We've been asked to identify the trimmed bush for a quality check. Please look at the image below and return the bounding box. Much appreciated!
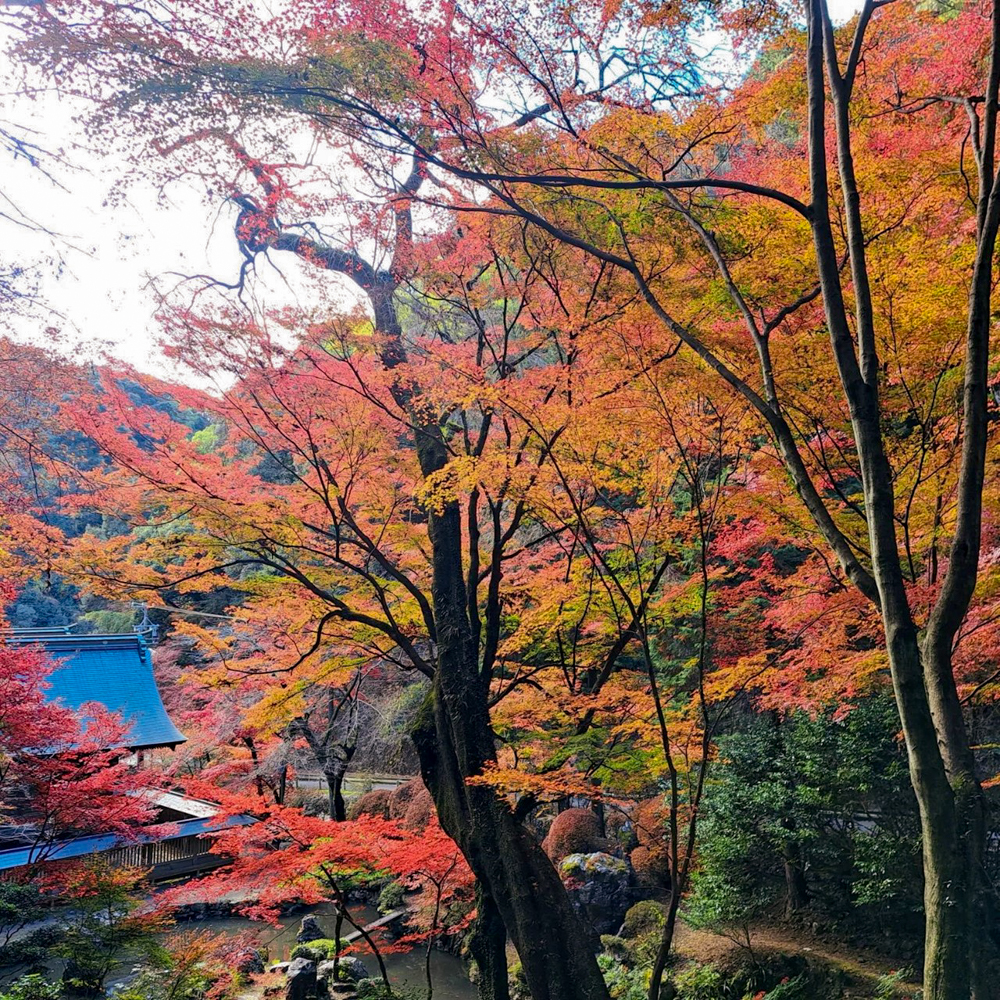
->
[621,900,666,939]
[348,789,392,821]
[402,786,436,830]
[290,938,342,962]
[599,934,631,963]
[633,797,668,848]
[387,777,425,820]
[542,807,607,861]
[630,844,671,892]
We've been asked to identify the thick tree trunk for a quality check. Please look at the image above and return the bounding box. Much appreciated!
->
[380,266,611,1000]
[921,641,996,1000]
[408,496,610,1000]
[467,885,511,1000]
[412,669,610,1000]
[325,767,347,822]
[804,4,985,993]
[885,622,972,1000]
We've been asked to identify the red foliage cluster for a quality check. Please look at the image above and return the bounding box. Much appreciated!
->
[0,615,157,870]
[542,807,607,862]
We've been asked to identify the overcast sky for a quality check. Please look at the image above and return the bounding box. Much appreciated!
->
[1,2,863,382]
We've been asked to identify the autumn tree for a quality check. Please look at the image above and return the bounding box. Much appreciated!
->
[13,1,1000,997]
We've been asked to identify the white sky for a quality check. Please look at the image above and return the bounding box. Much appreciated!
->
[1,1,863,381]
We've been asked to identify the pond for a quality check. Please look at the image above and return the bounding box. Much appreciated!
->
[166,902,477,999]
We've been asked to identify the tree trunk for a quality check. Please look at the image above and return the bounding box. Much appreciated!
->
[804,4,982,993]
[883,623,972,1000]
[921,640,995,999]
[412,670,610,1000]
[467,885,511,1000]
[647,888,682,1000]
[325,767,347,822]
[395,297,610,999]
[782,855,809,917]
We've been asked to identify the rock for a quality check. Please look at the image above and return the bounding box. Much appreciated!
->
[235,947,266,975]
[286,957,317,1000]
[559,851,635,936]
[270,962,291,974]
[173,899,239,920]
[317,955,371,984]
[297,914,327,943]
[340,956,371,983]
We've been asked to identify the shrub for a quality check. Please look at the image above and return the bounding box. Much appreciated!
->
[597,953,648,1000]
[0,975,62,1000]
[377,880,407,913]
[348,789,392,820]
[599,935,631,963]
[761,976,812,1000]
[632,798,668,848]
[874,968,918,1000]
[542,807,606,861]
[288,788,332,817]
[402,786,437,830]
[0,926,62,970]
[290,938,342,961]
[355,981,424,1000]
[630,844,671,892]
[0,882,47,949]
[672,963,726,1000]
[605,808,638,852]
[621,900,666,940]
[691,701,920,945]
[387,778,425,820]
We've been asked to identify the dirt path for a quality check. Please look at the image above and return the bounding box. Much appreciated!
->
[672,922,923,996]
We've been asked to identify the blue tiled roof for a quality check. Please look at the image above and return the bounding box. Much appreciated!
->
[0,814,254,871]
[3,632,186,751]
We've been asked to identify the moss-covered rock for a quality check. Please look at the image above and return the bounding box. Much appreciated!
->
[559,852,634,936]
[560,851,630,878]
[377,879,406,913]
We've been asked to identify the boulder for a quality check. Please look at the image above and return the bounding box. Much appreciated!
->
[285,957,317,1000]
[559,851,634,936]
[235,947,266,975]
[297,914,327,943]
[317,955,371,984]
[340,956,371,983]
